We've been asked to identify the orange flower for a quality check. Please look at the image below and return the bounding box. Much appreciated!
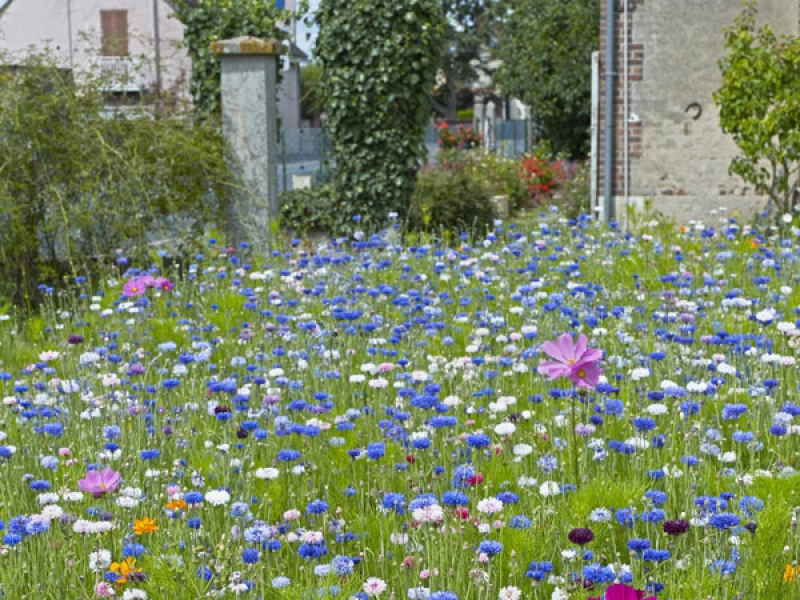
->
[133,516,159,535]
[165,499,187,512]
[110,557,140,583]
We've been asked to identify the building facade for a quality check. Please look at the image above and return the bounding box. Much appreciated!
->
[598,0,798,224]
[0,0,303,123]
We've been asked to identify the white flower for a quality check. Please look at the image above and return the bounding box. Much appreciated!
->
[498,586,522,600]
[646,404,668,416]
[589,508,612,522]
[122,590,148,600]
[90,549,112,572]
[630,367,650,381]
[40,504,64,521]
[551,587,570,600]
[494,422,516,436]
[412,504,444,523]
[205,490,231,506]
[512,443,533,457]
[539,481,561,497]
[116,496,139,509]
[62,491,84,502]
[255,467,280,480]
[39,351,60,362]
[477,497,504,514]
[37,492,60,505]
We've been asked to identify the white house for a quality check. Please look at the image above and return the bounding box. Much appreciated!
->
[0,0,304,124]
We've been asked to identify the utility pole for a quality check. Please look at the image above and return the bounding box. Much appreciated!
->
[152,0,163,112]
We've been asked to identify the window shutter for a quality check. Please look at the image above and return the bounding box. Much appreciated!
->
[100,10,128,56]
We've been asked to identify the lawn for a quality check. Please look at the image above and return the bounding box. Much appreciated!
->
[0,212,798,599]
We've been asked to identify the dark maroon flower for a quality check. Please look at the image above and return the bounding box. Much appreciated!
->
[236,428,249,439]
[663,519,690,536]
[568,527,595,546]
[67,334,84,345]
[214,405,231,415]
[744,522,757,533]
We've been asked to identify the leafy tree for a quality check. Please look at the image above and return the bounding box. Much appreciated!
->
[169,0,292,117]
[714,1,800,217]
[493,0,599,158]
[300,62,325,125]
[315,0,445,232]
[0,51,232,308]
[433,0,497,120]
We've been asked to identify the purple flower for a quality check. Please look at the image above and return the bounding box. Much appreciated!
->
[78,468,121,498]
[567,527,595,546]
[537,333,603,388]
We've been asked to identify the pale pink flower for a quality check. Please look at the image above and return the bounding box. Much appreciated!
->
[537,333,603,388]
[363,577,387,596]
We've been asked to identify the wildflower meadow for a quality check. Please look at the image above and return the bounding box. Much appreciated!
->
[3,212,800,599]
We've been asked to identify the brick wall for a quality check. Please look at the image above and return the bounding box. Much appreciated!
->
[598,0,798,222]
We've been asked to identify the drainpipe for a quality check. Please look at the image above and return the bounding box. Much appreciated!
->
[152,0,162,112]
[604,0,615,223]
[623,0,629,230]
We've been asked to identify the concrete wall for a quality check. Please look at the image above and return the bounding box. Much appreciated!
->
[600,0,798,224]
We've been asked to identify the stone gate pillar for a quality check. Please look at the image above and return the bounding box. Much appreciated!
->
[211,37,285,254]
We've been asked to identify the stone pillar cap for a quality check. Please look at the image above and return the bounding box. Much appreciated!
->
[210,37,286,56]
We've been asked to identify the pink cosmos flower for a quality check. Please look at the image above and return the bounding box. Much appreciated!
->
[122,275,173,297]
[537,333,603,388]
[589,583,657,600]
[78,468,121,498]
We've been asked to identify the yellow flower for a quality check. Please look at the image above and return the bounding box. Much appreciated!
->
[783,563,799,581]
[165,499,187,512]
[110,557,139,583]
[133,516,159,536]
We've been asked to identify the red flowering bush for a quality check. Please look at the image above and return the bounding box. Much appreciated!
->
[437,122,483,150]
[518,153,566,202]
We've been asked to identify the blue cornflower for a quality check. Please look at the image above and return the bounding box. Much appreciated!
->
[582,563,615,583]
[277,449,301,461]
[366,442,385,459]
[466,434,491,448]
[709,513,741,530]
[298,542,329,560]
[242,548,260,564]
[40,456,59,470]
[185,491,204,504]
[645,490,668,507]
[627,539,651,553]
[382,493,405,513]
[429,592,458,600]
[331,555,355,576]
[509,515,532,529]
[140,449,161,460]
[642,549,671,562]
[272,576,291,588]
[123,543,147,558]
[478,540,502,556]
[307,499,329,514]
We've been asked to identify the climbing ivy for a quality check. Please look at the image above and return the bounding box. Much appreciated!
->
[314,0,444,232]
[170,0,292,117]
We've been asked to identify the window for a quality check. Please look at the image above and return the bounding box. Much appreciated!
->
[100,10,128,56]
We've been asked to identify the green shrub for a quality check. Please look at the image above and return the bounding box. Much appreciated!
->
[409,165,497,232]
[456,109,474,121]
[438,149,529,213]
[0,51,233,308]
[279,184,342,235]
